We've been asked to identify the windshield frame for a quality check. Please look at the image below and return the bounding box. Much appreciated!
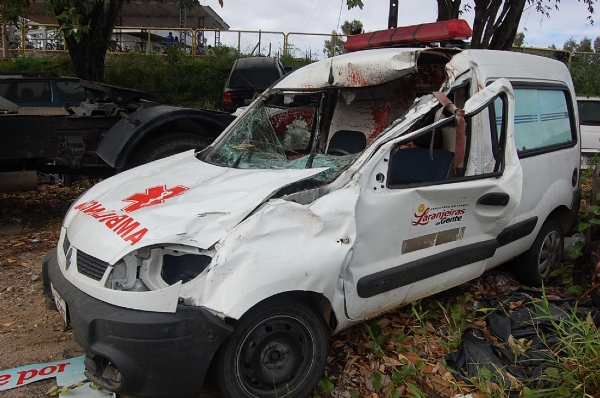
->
[199,88,366,185]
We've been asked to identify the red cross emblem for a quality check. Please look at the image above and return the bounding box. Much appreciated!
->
[122,185,188,212]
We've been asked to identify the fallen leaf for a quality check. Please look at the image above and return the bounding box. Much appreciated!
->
[377,318,391,328]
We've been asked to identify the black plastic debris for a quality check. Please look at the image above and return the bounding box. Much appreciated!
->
[446,288,600,392]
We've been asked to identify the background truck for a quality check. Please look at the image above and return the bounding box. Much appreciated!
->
[0,79,235,192]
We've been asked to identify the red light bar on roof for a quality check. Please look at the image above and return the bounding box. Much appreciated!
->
[344,19,472,52]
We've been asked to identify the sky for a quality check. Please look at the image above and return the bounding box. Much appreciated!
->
[205,0,598,55]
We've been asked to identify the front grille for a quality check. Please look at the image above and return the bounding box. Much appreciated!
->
[77,250,110,281]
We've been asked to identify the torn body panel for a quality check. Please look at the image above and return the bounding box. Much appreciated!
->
[183,184,360,324]
[273,49,418,89]
[64,150,327,265]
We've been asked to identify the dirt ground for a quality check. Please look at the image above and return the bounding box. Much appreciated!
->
[0,187,85,398]
[0,182,221,398]
[1,181,595,398]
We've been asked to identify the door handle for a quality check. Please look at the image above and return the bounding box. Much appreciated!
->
[477,193,509,206]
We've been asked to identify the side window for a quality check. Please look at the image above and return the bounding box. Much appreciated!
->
[511,88,576,153]
[0,82,14,101]
[14,81,52,104]
[56,80,86,104]
[388,95,507,187]
[578,100,600,126]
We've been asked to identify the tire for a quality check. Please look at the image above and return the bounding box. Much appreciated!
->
[215,299,329,398]
[516,219,564,287]
[125,131,212,169]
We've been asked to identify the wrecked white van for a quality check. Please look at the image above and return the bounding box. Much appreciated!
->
[45,20,580,398]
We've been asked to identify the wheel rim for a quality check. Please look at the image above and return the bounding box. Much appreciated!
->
[537,230,562,279]
[235,315,316,397]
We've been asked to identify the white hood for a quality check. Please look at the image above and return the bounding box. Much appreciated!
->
[64,150,327,264]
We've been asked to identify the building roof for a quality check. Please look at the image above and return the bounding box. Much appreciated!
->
[25,0,229,30]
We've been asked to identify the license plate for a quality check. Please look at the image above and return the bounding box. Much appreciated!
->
[51,283,69,325]
[244,98,253,105]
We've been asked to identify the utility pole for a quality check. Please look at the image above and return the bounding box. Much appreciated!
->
[388,0,398,29]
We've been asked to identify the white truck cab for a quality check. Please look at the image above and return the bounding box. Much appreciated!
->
[45,20,580,398]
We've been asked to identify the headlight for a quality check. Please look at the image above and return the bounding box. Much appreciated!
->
[105,245,213,292]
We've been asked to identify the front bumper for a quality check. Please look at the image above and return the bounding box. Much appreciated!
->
[45,249,233,397]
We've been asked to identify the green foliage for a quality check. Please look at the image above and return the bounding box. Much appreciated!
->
[104,51,237,108]
[0,0,30,25]
[322,19,363,58]
[527,296,600,397]
[365,322,386,355]
[0,51,305,109]
[0,55,76,75]
[317,377,335,394]
[323,31,346,58]
[341,20,364,35]
[346,0,364,9]
[513,32,525,47]
[372,371,383,388]
[569,61,600,96]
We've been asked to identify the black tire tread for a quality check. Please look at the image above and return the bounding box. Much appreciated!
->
[515,218,563,287]
[214,299,329,398]
[125,131,212,169]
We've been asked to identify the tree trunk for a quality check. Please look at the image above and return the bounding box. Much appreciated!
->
[471,0,526,50]
[436,0,462,21]
[1,23,7,59]
[53,0,124,82]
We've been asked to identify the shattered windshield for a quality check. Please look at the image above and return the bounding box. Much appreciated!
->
[203,92,359,183]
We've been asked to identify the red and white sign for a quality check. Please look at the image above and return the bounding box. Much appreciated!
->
[0,356,83,391]
[122,185,188,212]
[73,200,148,245]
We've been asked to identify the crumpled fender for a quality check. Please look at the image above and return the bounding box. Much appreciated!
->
[182,183,361,320]
[97,105,236,168]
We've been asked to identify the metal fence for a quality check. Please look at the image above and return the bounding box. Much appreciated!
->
[0,23,346,60]
[1,22,598,64]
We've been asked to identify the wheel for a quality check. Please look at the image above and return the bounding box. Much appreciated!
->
[516,218,564,287]
[215,299,329,398]
[125,131,212,169]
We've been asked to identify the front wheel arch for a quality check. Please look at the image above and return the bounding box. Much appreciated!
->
[223,291,337,332]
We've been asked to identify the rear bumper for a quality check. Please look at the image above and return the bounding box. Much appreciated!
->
[45,249,233,397]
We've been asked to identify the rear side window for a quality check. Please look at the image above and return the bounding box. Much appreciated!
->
[229,69,281,89]
[56,80,86,104]
[578,100,600,126]
[0,81,52,103]
[496,88,576,154]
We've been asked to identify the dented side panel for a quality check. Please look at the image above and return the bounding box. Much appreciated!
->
[181,186,360,321]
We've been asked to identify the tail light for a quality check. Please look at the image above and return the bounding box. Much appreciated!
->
[344,19,472,52]
[222,91,234,107]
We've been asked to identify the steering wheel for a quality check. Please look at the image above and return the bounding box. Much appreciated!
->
[327,148,352,156]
